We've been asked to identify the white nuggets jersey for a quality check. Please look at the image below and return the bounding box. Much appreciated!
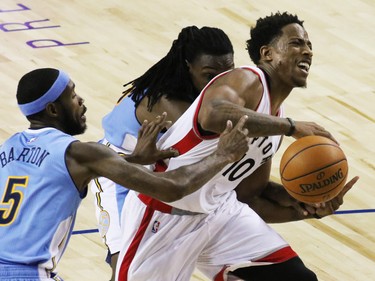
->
[91,95,154,253]
[0,128,85,275]
[157,66,284,213]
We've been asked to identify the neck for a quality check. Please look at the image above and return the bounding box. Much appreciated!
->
[257,64,292,115]
[29,119,59,131]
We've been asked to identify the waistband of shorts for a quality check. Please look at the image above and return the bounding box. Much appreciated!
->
[0,264,63,280]
[138,194,202,215]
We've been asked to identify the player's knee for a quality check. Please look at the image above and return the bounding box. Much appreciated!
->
[231,256,318,281]
[288,256,318,281]
[293,265,318,281]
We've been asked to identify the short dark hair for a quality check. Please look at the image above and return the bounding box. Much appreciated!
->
[246,11,304,64]
[123,26,234,110]
[16,68,60,118]
[17,68,60,105]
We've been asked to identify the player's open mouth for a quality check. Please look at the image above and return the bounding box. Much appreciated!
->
[81,107,87,121]
[298,61,310,75]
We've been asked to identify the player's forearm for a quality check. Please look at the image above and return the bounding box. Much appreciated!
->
[130,151,231,203]
[261,181,290,202]
[202,99,291,136]
[238,181,304,223]
[122,153,149,165]
[162,152,231,201]
[256,182,319,222]
[248,196,305,223]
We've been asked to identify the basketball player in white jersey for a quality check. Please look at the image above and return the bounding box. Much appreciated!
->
[0,68,250,280]
[116,12,358,281]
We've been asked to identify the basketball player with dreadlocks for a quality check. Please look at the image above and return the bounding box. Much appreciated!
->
[90,26,235,280]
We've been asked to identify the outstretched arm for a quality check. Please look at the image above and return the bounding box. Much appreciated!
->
[255,176,360,221]
[67,116,250,202]
[235,160,307,223]
[236,160,359,223]
[198,68,335,142]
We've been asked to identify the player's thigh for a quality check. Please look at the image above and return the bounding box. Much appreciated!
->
[118,192,210,281]
[197,200,288,278]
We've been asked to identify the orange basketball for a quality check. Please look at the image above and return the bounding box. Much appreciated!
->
[280,136,348,204]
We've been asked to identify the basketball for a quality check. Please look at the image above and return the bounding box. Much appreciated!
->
[280,136,348,204]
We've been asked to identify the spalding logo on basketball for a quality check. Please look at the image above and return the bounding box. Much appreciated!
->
[280,136,348,204]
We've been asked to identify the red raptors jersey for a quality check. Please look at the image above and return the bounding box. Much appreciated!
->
[156,66,284,213]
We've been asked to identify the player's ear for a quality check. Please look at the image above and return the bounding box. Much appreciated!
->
[45,102,59,117]
[260,45,273,61]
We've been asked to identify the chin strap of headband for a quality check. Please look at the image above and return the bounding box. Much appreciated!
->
[18,70,70,116]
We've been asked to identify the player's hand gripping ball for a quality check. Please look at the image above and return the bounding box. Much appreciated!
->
[280,136,348,204]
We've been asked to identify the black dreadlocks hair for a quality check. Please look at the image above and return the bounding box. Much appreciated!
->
[246,11,304,65]
[122,26,234,111]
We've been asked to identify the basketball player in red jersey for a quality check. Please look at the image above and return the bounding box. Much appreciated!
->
[116,12,358,281]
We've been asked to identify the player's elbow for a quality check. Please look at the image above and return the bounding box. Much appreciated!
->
[199,101,222,132]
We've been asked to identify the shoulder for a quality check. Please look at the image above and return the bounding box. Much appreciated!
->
[208,67,262,92]
[204,67,264,108]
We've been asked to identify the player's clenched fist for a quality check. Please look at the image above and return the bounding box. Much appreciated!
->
[217,115,250,163]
